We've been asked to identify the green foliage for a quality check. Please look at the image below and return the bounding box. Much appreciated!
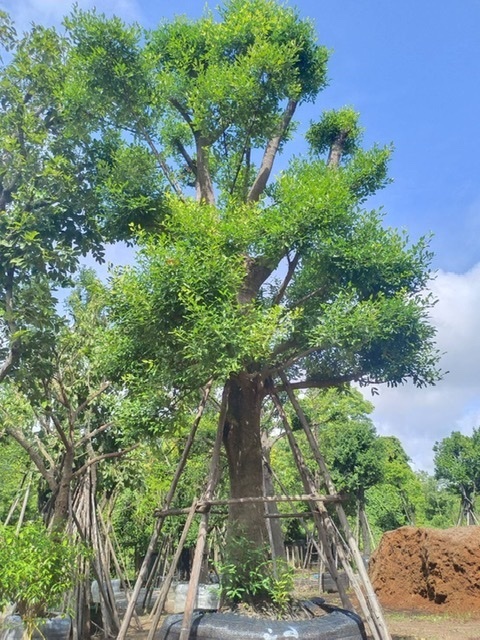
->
[0,521,89,626]
[433,429,480,520]
[307,107,363,158]
[366,437,426,533]
[0,439,35,523]
[417,471,458,528]
[218,539,294,611]
[434,429,480,496]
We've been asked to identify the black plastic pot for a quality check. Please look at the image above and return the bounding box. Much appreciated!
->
[159,608,366,640]
[0,615,71,640]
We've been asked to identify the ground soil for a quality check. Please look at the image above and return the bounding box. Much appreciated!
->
[369,526,480,615]
[125,526,480,639]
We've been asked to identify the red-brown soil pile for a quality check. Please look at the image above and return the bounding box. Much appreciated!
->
[369,525,480,613]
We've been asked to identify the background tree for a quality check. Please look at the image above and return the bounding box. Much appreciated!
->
[433,429,480,525]
[64,0,441,579]
[313,388,385,555]
[417,471,458,528]
[0,14,111,382]
[0,436,36,524]
[0,271,135,528]
[366,436,426,534]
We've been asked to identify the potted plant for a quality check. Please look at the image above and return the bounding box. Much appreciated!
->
[0,521,86,640]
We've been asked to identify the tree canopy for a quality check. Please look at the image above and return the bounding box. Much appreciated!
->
[434,429,480,524]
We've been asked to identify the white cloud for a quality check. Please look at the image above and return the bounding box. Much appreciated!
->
[363,264,480,473]
[0,0,141,30]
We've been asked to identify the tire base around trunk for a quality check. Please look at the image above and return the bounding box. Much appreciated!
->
[158,607,366,640]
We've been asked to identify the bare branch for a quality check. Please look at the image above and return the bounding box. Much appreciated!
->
[273,252,300,306]
[33,433,55,468]
[288,284,328,310]
[72,445,139,478]
[248,99,297,203]
[4,426,56,491]
[275,376,353,392]
[141,128,185,199]
[174,139,197,176]
[47,410,71,451]
[327,130,348,168]
[76,421,113,448]
[194,136,216,204]
[72,380,110,423]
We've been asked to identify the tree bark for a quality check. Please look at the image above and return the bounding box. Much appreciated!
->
[195,137,215,204]
[358,491,371,557]
[52,446,74,529]
[223,373,269,555]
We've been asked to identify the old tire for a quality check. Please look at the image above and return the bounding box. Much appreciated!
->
[158,608,366,640]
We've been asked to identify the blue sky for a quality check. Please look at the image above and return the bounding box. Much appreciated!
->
[2,0,480,471]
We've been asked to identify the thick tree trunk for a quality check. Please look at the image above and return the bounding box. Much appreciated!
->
[223,372,269,557]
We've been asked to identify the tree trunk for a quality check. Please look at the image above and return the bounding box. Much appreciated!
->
[52,447,74,529]
[223,373,269,559]
[358,491,371,557]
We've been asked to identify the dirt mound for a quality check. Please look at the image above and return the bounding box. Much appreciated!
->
[369,526,480,614]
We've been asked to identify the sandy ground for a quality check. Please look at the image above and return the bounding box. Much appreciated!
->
[123,609,480,640]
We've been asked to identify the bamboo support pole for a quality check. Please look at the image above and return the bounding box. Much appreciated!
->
[97,507,143,631]
[15,472,32,534]
[177,383,229,640]
[154,492,344,517]
[90,473,121,636]
[143,538,165,610]
[279,373,391,640]
[116,380,213,640]
[270,389,353,610]
[146,501,199,640]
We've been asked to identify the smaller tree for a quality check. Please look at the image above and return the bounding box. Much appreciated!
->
[417,471,457,528]
[0,521,87,639]
[433,429,480,525]
[307,388,384,555]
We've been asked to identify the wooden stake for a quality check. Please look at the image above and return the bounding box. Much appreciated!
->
[97,506,143,631]
[146,501,199,640]
[279,373,391,640]
[270,389,353,610]
[116,380,213,640]
[177,383,229,640]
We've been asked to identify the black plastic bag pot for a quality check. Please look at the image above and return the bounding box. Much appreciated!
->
[0,615,71,640]
[159,608,366,640]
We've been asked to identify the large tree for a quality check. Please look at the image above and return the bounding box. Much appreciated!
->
[66,0,440,564]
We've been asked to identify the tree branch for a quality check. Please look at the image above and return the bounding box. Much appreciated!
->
[0,268,20,384]
[76,421,113,448]
[194,135,216,204]
[247,99,297,202]
[273,252,300,306]
[47,410,71,451]
[174,139,197,176]
[4,426,56,491]
[275,375,354,392]
[327,130,348,168]
[72,445,139,478]
[72,381,110,424]
[141,127,185,199]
